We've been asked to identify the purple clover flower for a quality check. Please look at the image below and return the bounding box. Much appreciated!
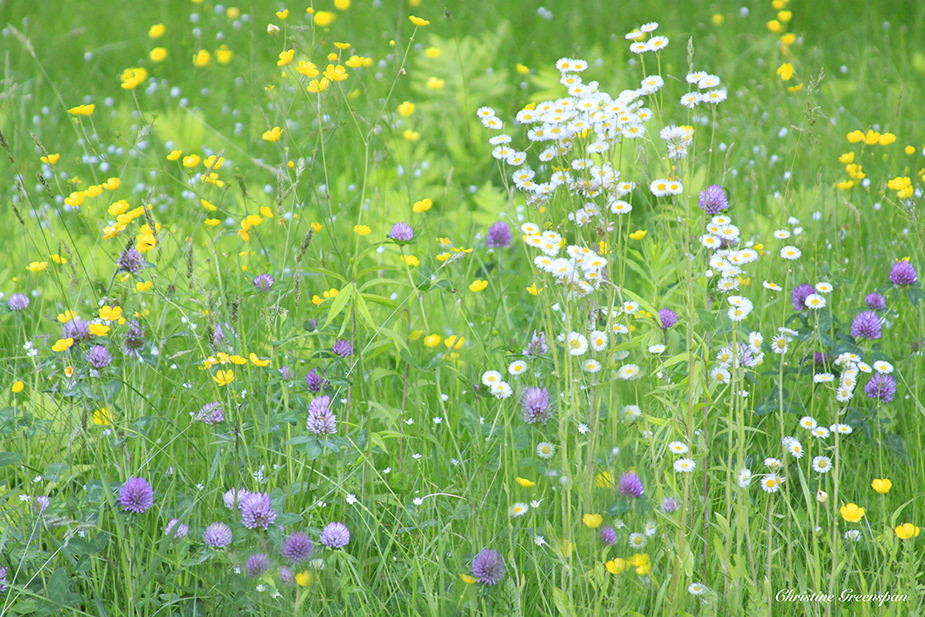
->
[486,221,512,248]
[850,311,882,340]
[389,221,415,243]
[660,497,679,513]
[245,553,271,577]
[520,387,553,424]
[600,526,617,545]
[471,549,506,585]
[306,395,337,435]
[202,522,233,548]
[698,184,728,214]
[223,488,249,510]
[196,402,225,425]
[791,283,815,312]
[87,345,111,369]
[0,566,7,593]
[305,368,329,392]
[889,261,917,286]
[332,338,352,357]
[657,308,678,330]
[281,532,314,563]
[119,477,154,513]
[165,519,189,539]
[865,293,886,311]
[239,492,277,530]
[618,472,644,498]
[8,293,29,311]
[62,318,92,343]
[118,247,146,274]
[522,330,547,356]
[864,373,896,404]
[278,566,294,585]
[320,522,351,549]
[254,274,274,292]
[123,322,145,353]
[33,496,50,514]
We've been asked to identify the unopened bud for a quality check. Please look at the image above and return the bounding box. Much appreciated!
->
[816,490,828,504]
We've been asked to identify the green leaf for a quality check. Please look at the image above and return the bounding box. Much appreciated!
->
[552,587,571,617]
[323,281,355,329]
[0,452,22,466]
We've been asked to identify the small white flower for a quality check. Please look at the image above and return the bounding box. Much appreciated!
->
[737,468,752,488]
[674,458,696,473]
[534,535,546,546]
[804,294,826,309]
[844,529,861,542]
[432,416,443,425]
[773,229,791,240]
[815,282,833,294]
[799,416,817,430]
[814,373,835,383]
[346,494,358,504]
[412,497,424,506]
[581,359,602,373]
[508,360,528,376]
[761,473,784,493]
[873,361,893,374]
[688,583,708,596]
[628,533,647,549]
[530,499,543,508]
[481,370,502,386]
[648,344,666,354]
[780,246,802,260]
[578,423,590,434]
[668,441,689,455]
[536,442,555,459]
[617,364,642,380]
[509,502,530,518]
[812,456,832,473]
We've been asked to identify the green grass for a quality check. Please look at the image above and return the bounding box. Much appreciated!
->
[0,1,924,616]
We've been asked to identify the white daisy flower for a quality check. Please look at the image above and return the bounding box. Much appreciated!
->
[674,458,696,473]
[509,502,530,518]
[787,440,804,458]
[748,331,764,351]
[813,373,835,383]
[640,21,659,32]
[830,423,853,435]
[812,456,832,473]
[804,294,826,309]
[771,335,789,355]
[481,370,502,386]
[763,281,783,291]
[617,364,642,380]
[764,458,783,470]
[648,344,666,354]
[780,246,802,260]
[589,330,608,351]
[621,405,642,422]
[536,442,555,459]
[508,360,528,376]
[799,416,817,430]
[581,359,602,373]
[628,533,647,549]
[680,92,701,108]
[737,468,752,488]
[773,229,791,240]
[566,332,589,356]
[668,441,689,455]
[688,583,708,596]
[711,367,731,384]
[815,282,833,294]
[811,426,830,439]
[761,474,783,493]
[872,361,893,374]
[491,381,513,399]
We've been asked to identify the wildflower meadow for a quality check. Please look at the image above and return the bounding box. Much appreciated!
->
[2,1,925,615]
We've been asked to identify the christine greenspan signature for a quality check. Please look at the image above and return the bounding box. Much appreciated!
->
[775,588,908,607]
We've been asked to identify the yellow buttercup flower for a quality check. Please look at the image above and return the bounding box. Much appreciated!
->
[88,324,111,337]
[879,133,896,146]
[629,230,647,240]
[596,472,614,488]
[401,255,421,267]
[424,47,441,58]
[216,45,234,65]
[136,281,153,292]
[839,503,865,523]
[871,478,892,494]
[52,338,75,352]
[263,126,283,142]
[102,177,120,190]
[94,407,113,426]
[193,50,211,67]
[40,153,60,165]
[469,280,488,292]
[515,477,536,488]
[183,154,201,168]
[354,225,371,236]
[277,50,295,66]
[27,261,48,273]
[444,335,464,350]
[68,104,95,116]
[307,78,330,93]
[149,23,165,38]
[459,574,476,584]
[776,63,794,81]
[526,282,541,295]
[12,381,24,393]
[324,64,348,81]
[249,353,271,367]
[605,558,626,574]
[582,513,603,529]
[409,15,430,26]
[295,571,313,586]
[425,77,444,90]
[895,523,920,540]
[275,9,289,19]
[412,198,432,213]
[213,369,235,386]
[150,48,167,62]
[397,101,416,117]
[313,11,336,26]
[423,334,442,347]
[846,130,864,143]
